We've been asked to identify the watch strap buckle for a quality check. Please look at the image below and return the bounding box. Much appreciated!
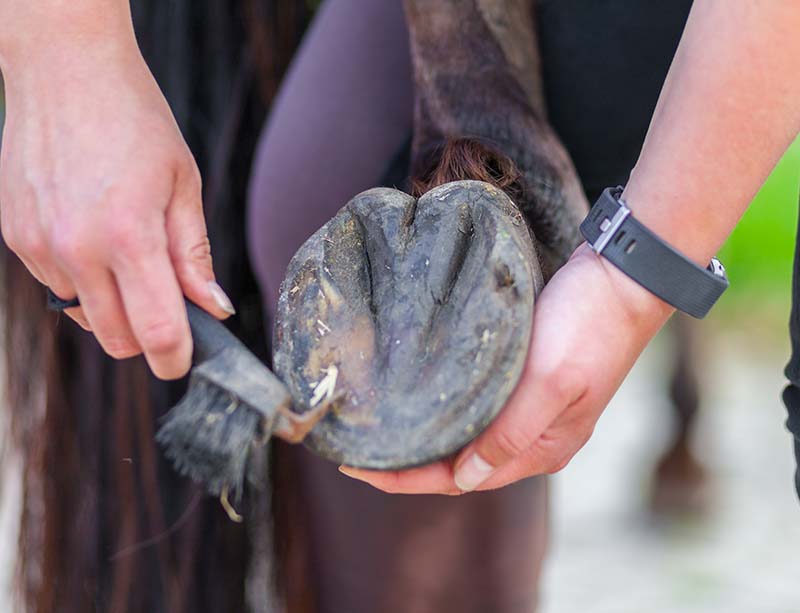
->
[580,186,729,319]
[592,201,631,255]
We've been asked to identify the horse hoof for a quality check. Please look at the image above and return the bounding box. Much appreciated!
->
[273,180,542,468]
[650,438,712,517]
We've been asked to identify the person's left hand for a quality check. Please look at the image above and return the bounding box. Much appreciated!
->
[339,244,675,494]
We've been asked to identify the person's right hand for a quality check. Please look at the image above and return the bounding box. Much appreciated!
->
[0,21,234,379]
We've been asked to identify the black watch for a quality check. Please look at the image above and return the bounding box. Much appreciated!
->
[580,186,728,319]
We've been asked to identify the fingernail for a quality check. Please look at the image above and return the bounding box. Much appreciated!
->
[208,281,236,315]
[454,454,494,492]
[338,465,356,477]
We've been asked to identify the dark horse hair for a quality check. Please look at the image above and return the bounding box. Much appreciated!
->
[1,2,526,611]
[410,137,524,201]
[1,2,313,612]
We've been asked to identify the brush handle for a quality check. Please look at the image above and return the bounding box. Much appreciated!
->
[184,300,249,364]
[46,289,246,365]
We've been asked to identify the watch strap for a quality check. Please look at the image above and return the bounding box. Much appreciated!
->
[580,186,728,319]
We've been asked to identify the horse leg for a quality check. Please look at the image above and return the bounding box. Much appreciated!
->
[650,315,710,515]
[247,2,549,611]
[403,0,588,272]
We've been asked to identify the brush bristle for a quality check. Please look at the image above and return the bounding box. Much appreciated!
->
[156,377,261,503]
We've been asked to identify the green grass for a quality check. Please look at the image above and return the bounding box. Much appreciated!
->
[714,136,800,323]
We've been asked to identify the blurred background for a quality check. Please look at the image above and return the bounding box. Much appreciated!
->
[0,64,798,613]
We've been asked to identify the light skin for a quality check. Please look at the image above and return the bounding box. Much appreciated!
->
[0,1,234,381]
[2,2,799,492]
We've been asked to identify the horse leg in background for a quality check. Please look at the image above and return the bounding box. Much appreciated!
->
[247,1,548,612]
[651,315,711,516]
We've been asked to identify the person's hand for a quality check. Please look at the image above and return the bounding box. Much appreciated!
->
[0,24,234,379]
[340,244,675,494]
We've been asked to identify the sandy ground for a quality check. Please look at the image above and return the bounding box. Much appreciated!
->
[1,327,798,612]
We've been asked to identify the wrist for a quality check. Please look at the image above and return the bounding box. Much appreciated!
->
[0,2,138,83]
[569,242,676,325]
[580,185,729,319]
[621,173,731,268]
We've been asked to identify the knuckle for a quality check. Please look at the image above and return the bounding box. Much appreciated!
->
[109,225,167,268]
[108,218,150,257]
[187,236,212,264]
[2,226,19,253]
[492,428,531,460]
[21,230,48,260]
[539,363,583,404]
[138,319,185,355]
[51,232,92,267]
[2,219,46,261]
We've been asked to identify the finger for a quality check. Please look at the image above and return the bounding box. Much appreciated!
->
[34,257,92,330]
[452,363,585,493]
[5,223,59,290]
[15,252,93,329]
[473,426,593,492]
[3,204,91,328]
[71,268,142,359]
[113,242,192,380]
[5,224,92,330]
[166,166,234,319]
[16,253,47,286]
[63,307,93,331]
[339,460,461,495]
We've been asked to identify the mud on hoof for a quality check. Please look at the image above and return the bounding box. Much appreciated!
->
[273,180,543,468]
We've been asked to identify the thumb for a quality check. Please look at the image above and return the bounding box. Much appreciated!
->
[451,367,578,492]
[166,171,235,320]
